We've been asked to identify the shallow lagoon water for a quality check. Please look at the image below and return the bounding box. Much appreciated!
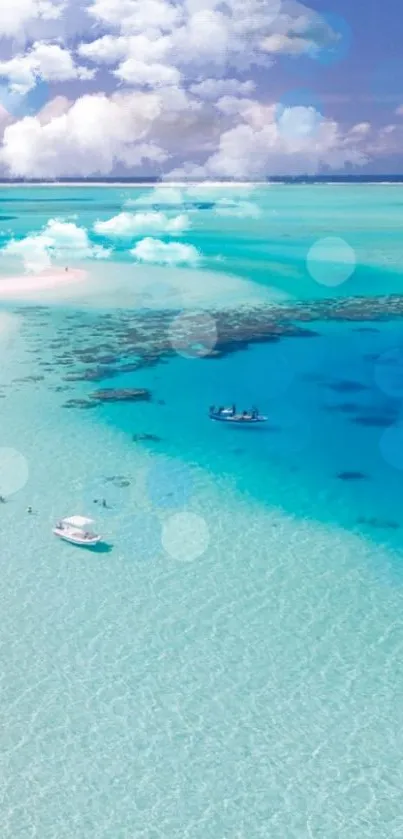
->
[1,186,403,837]
[2,183,403,299]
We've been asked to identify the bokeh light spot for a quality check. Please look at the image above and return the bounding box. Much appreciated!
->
[307,237,356,287]
[162,511,209,562]
[168,311,217,358]
[0,448,29,497]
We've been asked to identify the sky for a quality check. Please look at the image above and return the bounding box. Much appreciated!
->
[0,0,401,179]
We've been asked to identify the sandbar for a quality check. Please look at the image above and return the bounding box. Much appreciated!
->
[0,267,87,298]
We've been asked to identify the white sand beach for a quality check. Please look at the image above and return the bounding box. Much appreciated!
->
[0,267,87,298]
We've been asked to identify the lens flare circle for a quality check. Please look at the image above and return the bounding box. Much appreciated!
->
[307,237,356,287]
[162,512,210,562]
[168,310,218,358]
[0,448,29,496]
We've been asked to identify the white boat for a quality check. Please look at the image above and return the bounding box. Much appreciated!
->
[209,406,268,424]
[53,515,101,547]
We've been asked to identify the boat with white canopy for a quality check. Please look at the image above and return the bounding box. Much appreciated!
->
[53,515,101,547]
[209,405,268,424]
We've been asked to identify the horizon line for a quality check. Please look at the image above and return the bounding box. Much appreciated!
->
[1,175,403,185]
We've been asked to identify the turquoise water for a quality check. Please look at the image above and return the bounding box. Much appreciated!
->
[1,185,403,837]
[3,183,403,298]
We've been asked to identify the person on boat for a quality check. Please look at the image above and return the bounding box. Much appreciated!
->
[232,404,236,415]
[27,506,32,514]
[218,406,224,414]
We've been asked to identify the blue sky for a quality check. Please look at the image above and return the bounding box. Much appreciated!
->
[0,0,400,178]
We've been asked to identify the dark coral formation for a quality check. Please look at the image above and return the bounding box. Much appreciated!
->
[90,388,151,403]
[64,366,118,382]
[105,476,130,487]
[132,433,162,442]
[353,327,380,333]
[337,471,369,481]
[357,516,400,530]
[325,380,369,393]
[63,398,98,409]
[352,415,397,428]
[12,290,403,415]
[63,389,151,408]
[13,375,45,383]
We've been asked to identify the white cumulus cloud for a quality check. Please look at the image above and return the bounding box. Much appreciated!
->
[0,42,95,95]
[2,218,110,271]
[260,32,316,55]
[0,0,65,38]
[350,122,371,135]
[169,102,370,180]
[0,91,168,177]
[78,33,172,66]
[114,58,180,87]
[80,0,338,84]
[94,210,190,236]
[87,0,182,33]
[189,78,256,100]
[131,237,201,265]
[0,0,390,178]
